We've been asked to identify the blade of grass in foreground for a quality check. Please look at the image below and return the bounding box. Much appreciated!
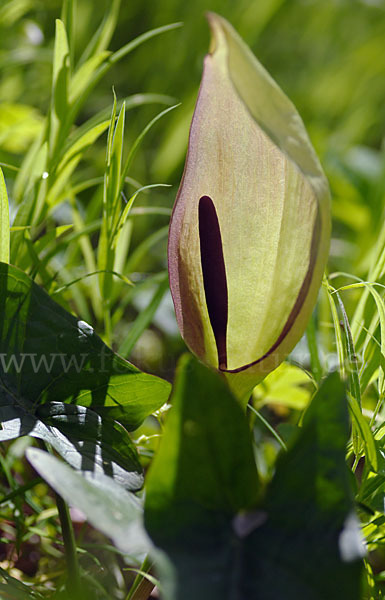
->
[0,168,10,263]
[327,280,378,471]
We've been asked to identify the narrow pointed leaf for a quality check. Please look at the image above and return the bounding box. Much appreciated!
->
[0,168,10,263]
[78,0,121,65]
[49,19,70,154]
[69,51,111,103]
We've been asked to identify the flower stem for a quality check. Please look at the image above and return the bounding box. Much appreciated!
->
[55,491,82,598]
[306,314,322,383]
[248,403,287,452]
[104,303,112,346]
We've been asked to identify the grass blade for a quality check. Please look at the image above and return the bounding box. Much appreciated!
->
[0,168,10,263]
[119,273,169,357]
[67,22,183,133]
[49,19,70,156]
[69,51,110,103]
[120,104,180,185]
[112,184,171,249]
[78,0,121,65]
[60,0,75,67]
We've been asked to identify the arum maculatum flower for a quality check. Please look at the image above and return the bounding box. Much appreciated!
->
[168,13,330,403]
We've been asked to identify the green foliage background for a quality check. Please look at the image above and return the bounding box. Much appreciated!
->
[2,0,384,278]
[1,0,385,598]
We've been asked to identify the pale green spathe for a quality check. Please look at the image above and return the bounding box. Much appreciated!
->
[168,14,330,402]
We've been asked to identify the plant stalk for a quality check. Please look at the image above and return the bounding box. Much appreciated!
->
[306,314,322,383]
[55,491,82,598]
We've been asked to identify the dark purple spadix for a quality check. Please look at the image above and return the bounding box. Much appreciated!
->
[198,195,228,369]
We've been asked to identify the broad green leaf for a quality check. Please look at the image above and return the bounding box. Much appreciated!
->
[0,403,143,490]
[241,372,364,600]
[145,362,363,600]
[0,262,171,430]
[0,168,10,263]
[0,566,44,599]
[27,448,151,558]
[145,355,259,562]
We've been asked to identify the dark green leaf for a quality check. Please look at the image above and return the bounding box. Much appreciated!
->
[145,355,259,597]
[242,372,364,600]
[145,359,363,600]
[0,566,44,599]
[0,262,170,430]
